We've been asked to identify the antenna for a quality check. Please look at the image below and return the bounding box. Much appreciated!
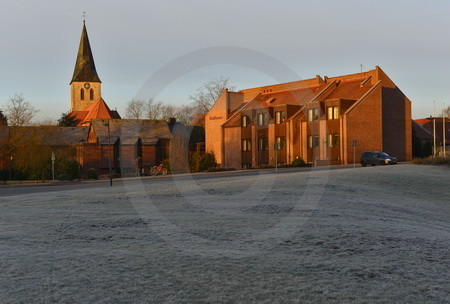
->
[360,64,364,73]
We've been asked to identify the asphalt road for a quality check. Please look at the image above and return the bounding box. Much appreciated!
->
[0,164,364,197]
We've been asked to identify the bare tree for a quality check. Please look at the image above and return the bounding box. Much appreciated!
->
[146,99,164,120]
[174,105,196,124]
[125,99,146,119]
[5,94,38,126]
[189,76,235,113]
[145,99,177,121]
[159,104,176,122]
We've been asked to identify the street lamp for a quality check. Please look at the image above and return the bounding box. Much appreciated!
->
[104,120,113,186]
[8,156,13,181]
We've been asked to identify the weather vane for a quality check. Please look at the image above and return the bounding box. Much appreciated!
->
[83,11,86,24]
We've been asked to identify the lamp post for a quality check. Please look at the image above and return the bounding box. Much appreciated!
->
[106,120,113,186]
[8,156,13,181]
[51,152,55,181]
[433,101,436,157]
[443,103,447,156]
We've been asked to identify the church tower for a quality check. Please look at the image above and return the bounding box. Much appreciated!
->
[70,21,102,111]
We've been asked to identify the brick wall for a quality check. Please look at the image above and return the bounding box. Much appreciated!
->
[205,90,230,165]
[223,127,241,169]
[344,85,383,164]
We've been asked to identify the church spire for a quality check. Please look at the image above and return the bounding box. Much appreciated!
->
[70,21,101,84]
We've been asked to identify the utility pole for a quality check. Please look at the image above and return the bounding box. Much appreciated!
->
[433,101,436,157]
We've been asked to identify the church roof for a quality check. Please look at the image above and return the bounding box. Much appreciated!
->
[70,22,101,84]
[69,98,121,126]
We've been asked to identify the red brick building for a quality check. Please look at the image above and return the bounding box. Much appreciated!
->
[77,118,171,175]
[414,117,450,155]
[206,67,412,168]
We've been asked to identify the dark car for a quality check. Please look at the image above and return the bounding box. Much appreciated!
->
[360,151,397,166]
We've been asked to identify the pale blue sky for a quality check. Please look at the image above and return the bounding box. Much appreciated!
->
[0,0,449,120]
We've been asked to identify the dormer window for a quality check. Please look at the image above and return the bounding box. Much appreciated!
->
[307,108,319,122]
[242,115,250,127]
[327,106,339,120]
[258,113,269,126]
[275,111,285,124]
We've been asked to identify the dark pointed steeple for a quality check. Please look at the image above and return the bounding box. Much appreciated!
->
[70,21,101,84]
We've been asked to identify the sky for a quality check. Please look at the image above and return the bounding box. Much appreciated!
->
[0,0,449,121]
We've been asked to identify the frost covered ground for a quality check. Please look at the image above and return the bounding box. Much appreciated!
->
[0,164,449,303]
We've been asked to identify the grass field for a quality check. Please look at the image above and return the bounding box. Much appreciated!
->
[0,164,448,303]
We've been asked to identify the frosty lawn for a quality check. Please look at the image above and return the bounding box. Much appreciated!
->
[0,164,448,303]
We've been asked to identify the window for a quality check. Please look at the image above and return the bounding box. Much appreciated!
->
[308,135,319,149]
[275,111,285,124]
[327,106,339,120]
[242,163,251,169]
[307,109,313,122]
[242,139,251,151]
[333,106,339,119]
[242,115,250,127]
[275,137,286,150]
[259,138,268,151]
[258,113,264,126]
[80,88,84,100]
[328,133,340,147]
[314,136,319,148]
[90,88,94,100]
[308,108,319,122]
[327,107,333,120]
[258,113,269,126]
[333,134,339,147]
[313,108,319,121]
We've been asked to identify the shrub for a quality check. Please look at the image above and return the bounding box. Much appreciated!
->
[61,159,80,180]
[87,168,98,180]
[291,157,306,167]
[413,156,450,165]
[57,173,72,181]
[198,152,217,172]
[189,152,217,172]
[161,159,171,173]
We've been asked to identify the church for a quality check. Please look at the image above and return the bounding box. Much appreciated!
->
[67,21,121,126]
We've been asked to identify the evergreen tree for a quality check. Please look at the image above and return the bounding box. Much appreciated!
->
[58,112,77,127]
[0,110,7,126]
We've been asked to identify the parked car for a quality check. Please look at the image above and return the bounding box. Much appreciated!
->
[360,151,397,166]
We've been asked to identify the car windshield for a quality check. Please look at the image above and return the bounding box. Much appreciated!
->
[379,152,389,157]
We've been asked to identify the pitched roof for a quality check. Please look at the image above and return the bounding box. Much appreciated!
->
[70,23,101,84]
[7,126,89,145]
[412,121,435,140]
[414,118,431,126]
[317,78,373,101]
[90,119,172,145]
[246,84,329,110]
[69,98,121,126]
